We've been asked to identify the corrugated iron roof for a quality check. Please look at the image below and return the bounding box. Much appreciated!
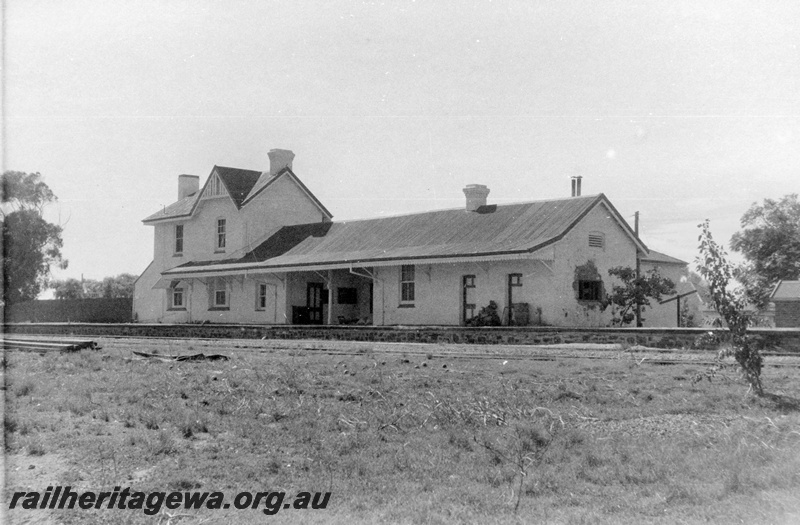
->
[771,280,800,300]
[169,194,642,273]
[641,250,688,265]
[142,195,197,222]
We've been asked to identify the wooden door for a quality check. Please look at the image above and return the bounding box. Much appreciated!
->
[307,282,324,324]
[462,275,476,325]
[507,274,522,325]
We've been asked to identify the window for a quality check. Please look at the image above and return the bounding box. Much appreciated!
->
[209,278,229,309]
[337,287,358,305]
[400,265,415,303]
[170,287,185,310]
[588,232,605,249]
[216,218,226,251]
[174,224,184,255]
[256,283,267,310]
[509,273,522,286]
[578,280,602,301]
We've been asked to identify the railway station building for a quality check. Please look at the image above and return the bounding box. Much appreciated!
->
[133,148,693,327]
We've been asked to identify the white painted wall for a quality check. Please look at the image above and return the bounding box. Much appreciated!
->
[136,189,691,328]
[372,202,640,327]
[134,171,327,323]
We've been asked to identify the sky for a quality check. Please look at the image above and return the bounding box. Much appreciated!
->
[4,0,799,291]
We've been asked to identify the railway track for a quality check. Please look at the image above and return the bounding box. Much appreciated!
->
[5,332,800,367]
[57,334,800,368]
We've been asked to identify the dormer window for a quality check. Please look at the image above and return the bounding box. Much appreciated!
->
[216,218,226,251]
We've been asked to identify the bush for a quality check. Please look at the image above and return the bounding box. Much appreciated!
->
[465,301,501,327]
[696,220,764,395]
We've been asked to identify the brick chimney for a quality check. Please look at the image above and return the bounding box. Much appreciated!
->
[571,175,582,197]
[463,184,490,212]
[178,174,200,200]
[268,149,295,175]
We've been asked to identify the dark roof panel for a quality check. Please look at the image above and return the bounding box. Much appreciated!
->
[214,166,263,208]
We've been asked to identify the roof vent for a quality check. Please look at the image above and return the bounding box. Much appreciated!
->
[571,176,582,197]
[463,184,490,212]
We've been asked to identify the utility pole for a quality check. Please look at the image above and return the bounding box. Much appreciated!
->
[634,212,642,327]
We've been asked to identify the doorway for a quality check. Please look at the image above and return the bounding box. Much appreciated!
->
[462,275,476,325]
[307,282,324,324]
[507,273,522,325]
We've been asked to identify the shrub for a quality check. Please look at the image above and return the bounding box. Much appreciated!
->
[465,301,501,327]
[696,220,763,395]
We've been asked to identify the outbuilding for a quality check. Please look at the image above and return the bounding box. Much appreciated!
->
[770,280,800,328]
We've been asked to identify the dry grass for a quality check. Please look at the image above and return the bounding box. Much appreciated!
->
[4,339,800,524]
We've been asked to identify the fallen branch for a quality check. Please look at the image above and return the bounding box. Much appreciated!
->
[132,351,229,362]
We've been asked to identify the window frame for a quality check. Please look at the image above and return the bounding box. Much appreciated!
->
[399,264,415,305]
[337,287,358,305]
[169,286,185,311]
[215,218,226,252]
[509,273,523,287]
[209,278,229,310]
[174,224,184,256]
[256,282,267,310]
[577,280,603,302]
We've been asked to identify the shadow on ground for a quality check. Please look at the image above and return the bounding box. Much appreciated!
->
[763,393,800,413]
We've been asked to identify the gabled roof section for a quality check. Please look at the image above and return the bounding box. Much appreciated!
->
[165,194,647,274]
[214,166,262,209]
[242,167,333,219]
[641,250,688,265]
[143,165,331,223]
[770,280,800,301]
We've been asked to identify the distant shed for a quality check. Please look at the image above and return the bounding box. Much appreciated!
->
[770,280,800,327]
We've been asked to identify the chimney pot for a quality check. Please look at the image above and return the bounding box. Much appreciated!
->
[178,174,200,200]
[268,149,295,175]
[571,176,583,197]
[463,184,490,212]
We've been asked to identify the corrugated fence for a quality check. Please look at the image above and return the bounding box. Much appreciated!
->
[3,298,133,324]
